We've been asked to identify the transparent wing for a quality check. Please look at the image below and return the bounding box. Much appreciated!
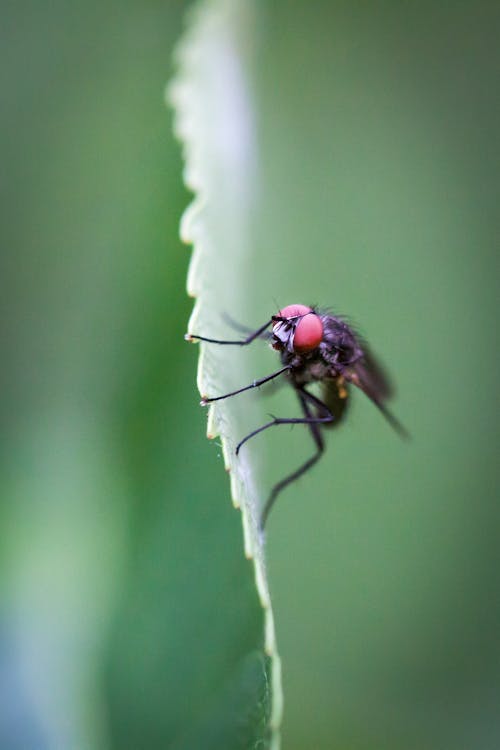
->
[345,346,408,439]
[352,345,394,402]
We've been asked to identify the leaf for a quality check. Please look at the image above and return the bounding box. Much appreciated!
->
[169,1,282,748]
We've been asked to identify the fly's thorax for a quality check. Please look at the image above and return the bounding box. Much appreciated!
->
[287,355,332,385]
[320,314,364,368]
[305,359,331,381]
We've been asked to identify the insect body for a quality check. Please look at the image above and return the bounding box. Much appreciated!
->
[187,304,407,530]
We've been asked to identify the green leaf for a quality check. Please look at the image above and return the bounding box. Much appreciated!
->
[169,0,282,747]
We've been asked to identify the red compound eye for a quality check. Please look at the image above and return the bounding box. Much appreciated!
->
[277,304,312,320]
[294,312,323,352]
[274,304,323,353]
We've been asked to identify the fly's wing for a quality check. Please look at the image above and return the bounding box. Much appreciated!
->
[352,344,394,401]
[345,345,408,439]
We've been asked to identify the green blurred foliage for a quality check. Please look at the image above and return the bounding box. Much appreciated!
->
[1,2,267,749]
[1,1,499,749]
[250,3,499,750]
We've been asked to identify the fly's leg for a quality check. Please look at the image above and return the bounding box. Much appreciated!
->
[185,319,272,346]
[221,313,271,340]
[236,413,333,455]
[200,366,291,405]
[259,387,331,531]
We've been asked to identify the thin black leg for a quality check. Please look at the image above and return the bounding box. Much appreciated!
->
[186,319,272,346]
[236,411,334,455]
[201,366,291,405]
[221,312,271,340]
[259,387,329,530]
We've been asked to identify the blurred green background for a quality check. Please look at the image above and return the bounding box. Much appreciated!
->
[1,1,499,749]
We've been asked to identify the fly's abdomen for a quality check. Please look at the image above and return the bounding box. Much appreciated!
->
[322,377,350,428]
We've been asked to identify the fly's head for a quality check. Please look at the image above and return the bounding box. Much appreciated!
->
[271,304,324,357]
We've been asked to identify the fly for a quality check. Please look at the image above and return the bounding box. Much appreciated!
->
[186,304,408,530]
